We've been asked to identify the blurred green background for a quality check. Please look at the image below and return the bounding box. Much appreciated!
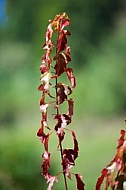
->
[0,0,126,189]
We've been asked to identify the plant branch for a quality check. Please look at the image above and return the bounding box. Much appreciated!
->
[59,140,68,190]
[55,77,68,190]
[37,13,84,190]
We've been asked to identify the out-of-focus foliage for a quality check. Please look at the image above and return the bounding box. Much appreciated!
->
[5,0,65,43]
[4,0,125,65]
[0,120,50,190]
[65,0,125,67]
[74,13,126,115]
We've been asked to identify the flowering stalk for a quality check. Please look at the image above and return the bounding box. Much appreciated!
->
[37,13,84,190]
[96,121,126,190]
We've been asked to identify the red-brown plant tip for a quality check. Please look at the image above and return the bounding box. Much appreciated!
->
[59,16,70,31]
[37,12,84,190]
[50,12,70,32]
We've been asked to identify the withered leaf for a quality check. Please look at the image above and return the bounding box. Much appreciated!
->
[75,174,85,190]
[57,30,71,54]
[37,127,49,151]
[42,151,51,180]
[53,53,66,77]
[67,98,74,118]
[65,68,76,88]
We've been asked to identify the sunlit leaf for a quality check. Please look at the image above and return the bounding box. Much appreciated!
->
[65,68,76,88]
[42,51,52,67]
[40,72,51,83]
[40,72,51,90]
[45,24,53,43]
[42,41,53,67]
[107,162,116,173]
[40,103,49,113]
[47,176,58,190]
[59,16,70,30]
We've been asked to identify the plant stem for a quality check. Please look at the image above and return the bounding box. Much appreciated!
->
[59,140,68,190]
[55,77,68,190]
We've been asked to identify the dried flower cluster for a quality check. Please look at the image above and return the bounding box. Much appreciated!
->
[37,13,84,190]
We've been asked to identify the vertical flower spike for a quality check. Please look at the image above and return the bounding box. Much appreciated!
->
[37,12,84,190]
